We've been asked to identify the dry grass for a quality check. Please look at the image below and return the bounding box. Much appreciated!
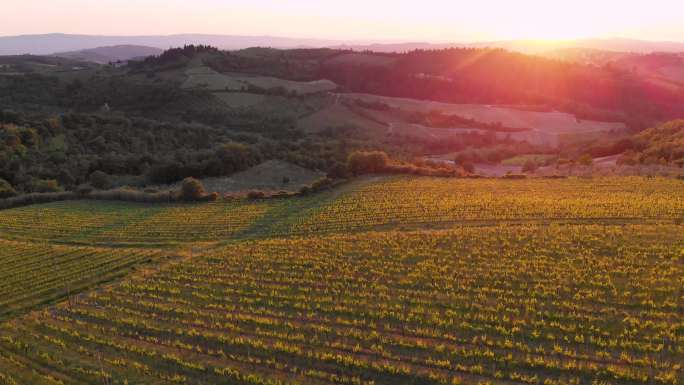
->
[340,93,626,139]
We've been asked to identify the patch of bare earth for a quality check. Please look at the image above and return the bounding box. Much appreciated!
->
[164,160,325,194]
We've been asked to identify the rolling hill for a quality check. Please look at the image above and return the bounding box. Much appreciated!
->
[52,44,163,63]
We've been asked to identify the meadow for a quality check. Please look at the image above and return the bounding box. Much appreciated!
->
[0,176,682,385]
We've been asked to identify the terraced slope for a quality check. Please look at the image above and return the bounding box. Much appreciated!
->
[0,225,681,385]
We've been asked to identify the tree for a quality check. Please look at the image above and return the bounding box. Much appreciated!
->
[459,161,475,174]
[30,179,61,193]
[578,154,594,167]
[90,171,112,190]
[180,177,206,201]
[347,151,389,175]
[215,142,256,175]
[522,160,538,173]
[0,178,17,199]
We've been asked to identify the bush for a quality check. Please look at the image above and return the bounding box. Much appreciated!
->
[0,178,17,199]
[347,151,389,175]
[30,179,62,193]
[76,184,94,195]
[179,177,206,201]
[247,190,266,199]
[459,161,475,174]
[502,173,527,179]
[299,186,312,195]
[90,170,112,190]
[147,162,182,184]
[578,154,594,166]
[0,191,77,210]
[311,177,333,192]
[90,188,173,203]
[327,162,349,179]
[522,160,538,173]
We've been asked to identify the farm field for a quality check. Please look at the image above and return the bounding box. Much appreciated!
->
[1,177,682,245]
[336,93,627,146]
[0,239,160,321]
[0,225,682,385]
[0,177,682,385]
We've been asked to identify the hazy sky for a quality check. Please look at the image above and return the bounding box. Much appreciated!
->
[3,0,684,42]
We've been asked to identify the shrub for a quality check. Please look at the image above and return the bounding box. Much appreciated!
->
[522,160,538,173]
[578,154,594,166]
[327,162,349,179]
[272,191,293,199]
[0,178,17,199]
[179,177,206,201]
[89,170,112,190]
[311,177,333,192]
[77,184,94,195]
[0,192,77,210]
[247,190,266,199]
[459,161,475,174]
[502,173,527,179]
[147,162,182,184]
[30,179,62,193]
[299,186,312,195]
[347,151,389,175]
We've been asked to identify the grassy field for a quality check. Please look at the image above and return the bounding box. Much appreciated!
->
[0,176,682,385]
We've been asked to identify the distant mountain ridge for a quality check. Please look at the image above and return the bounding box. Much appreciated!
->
[0,33,349,55]
[52,45,163,63]
[335,38,684,54]
[1,33,684,56]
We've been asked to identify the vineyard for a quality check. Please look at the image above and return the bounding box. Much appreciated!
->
[0,240,161,320]
[0,177,682,245]
[0,176,683,385]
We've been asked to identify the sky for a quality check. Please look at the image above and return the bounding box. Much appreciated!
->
[3,0,684,42]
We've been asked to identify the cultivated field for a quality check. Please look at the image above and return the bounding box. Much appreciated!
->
[2,177,682,244]
[0,240,160,320]
[182,66,337,95]
[0,177,682,385]
[338,94,627,146]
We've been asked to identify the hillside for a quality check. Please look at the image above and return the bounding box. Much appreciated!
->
[52,44,163,63]
[2,45,684,197]
[618,119,684,166]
